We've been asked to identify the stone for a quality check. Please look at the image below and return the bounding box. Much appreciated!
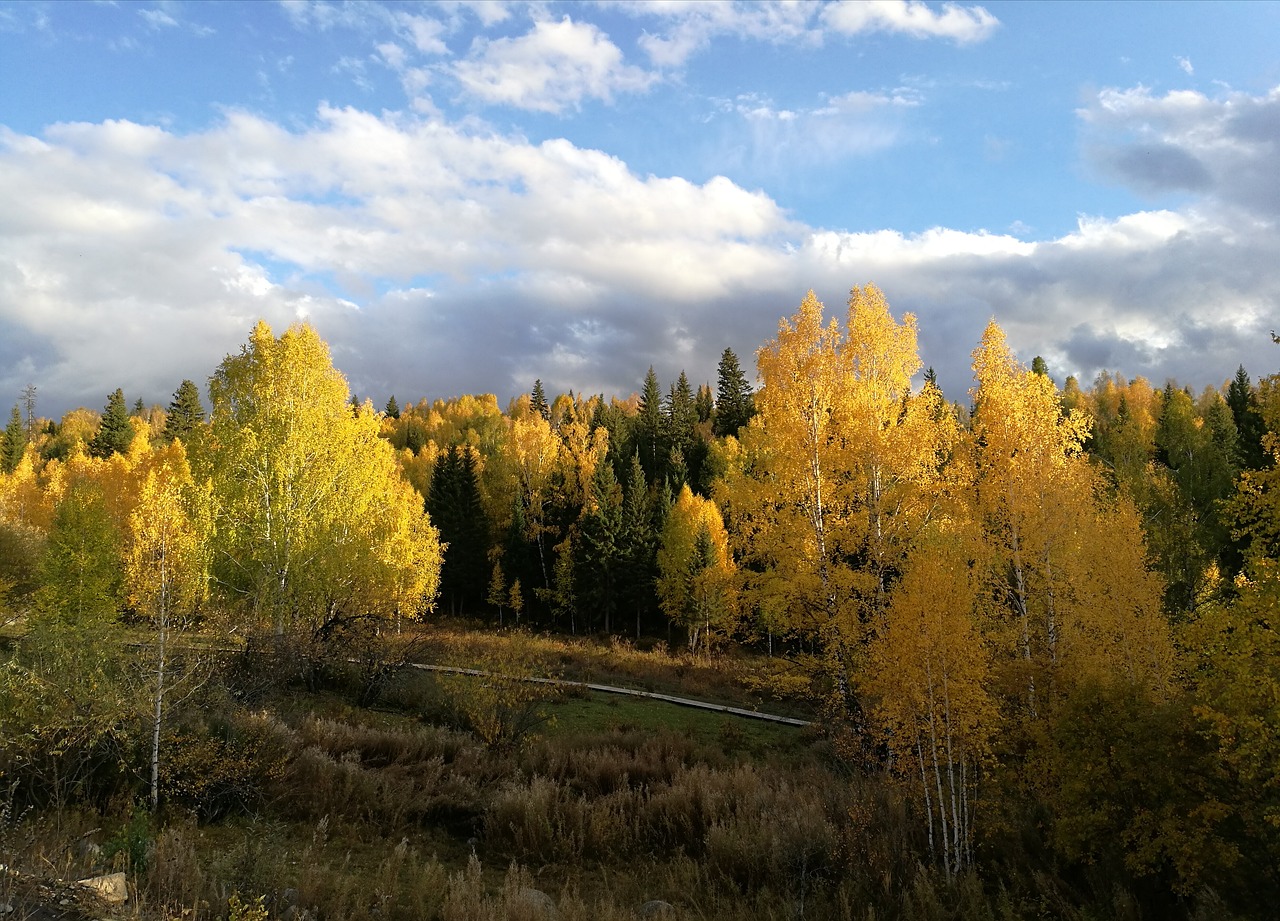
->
[77,871,129,904]
[512,887,558,918]
[638,900,676,917]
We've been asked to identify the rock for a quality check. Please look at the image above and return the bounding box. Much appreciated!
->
[512,887,558,918]
[77,871,129,904]
[638,900,676,917]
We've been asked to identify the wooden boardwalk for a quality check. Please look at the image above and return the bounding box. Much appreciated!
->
[406,662,812,727]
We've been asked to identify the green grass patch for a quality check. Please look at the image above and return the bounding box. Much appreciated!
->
[539,689,812,762]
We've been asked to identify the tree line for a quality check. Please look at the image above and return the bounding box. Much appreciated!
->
[2,287,1279,910]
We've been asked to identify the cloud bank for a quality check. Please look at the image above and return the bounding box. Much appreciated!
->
[1,82,1277,418]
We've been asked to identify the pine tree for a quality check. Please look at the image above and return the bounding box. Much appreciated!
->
[385,395,401,419]
[89,389,134,458]
[3,404,26,474]
[163,380,205,443]
[714,347,754,438]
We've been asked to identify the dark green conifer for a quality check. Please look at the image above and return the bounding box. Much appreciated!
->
[3,404,26,473]
[163,380,205,443]
[1227,365,1265,470]
[89,389,134,459]
[531,380,550,420]
[385,395,401,419]
[714,347,754,438]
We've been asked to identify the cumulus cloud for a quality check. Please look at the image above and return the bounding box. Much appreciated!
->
[452,17,656,112]
[1081,84,1280,221]
[821,0,999,44]
[2,83,1278,418]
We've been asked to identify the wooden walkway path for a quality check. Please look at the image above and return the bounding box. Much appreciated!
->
[406,662,812,727]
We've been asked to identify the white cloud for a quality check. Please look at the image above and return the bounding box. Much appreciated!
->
[2,85,1278,417]
[453,17,656,113]
[1177,55,1194,76]
[821,0,999,44]
[621,1,820,68]
[1080,84,1280,220]
[138,8,179,30]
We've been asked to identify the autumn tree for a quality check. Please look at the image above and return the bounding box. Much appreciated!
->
[862,526,995,877]
[203,321,441,635]
[970,321,1172,717]
[123,440,212,810]
[723,287,958,713]
[657,485,734,655]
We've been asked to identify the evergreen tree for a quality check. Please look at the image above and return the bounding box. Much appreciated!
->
[695,383,714,425]
[163,379,205,443]
[132,397,146,416]
[714,347,754,438]
[89,388,134,459]
[385,395,401,419]
[3,404,26,474]
[1227,366,1266,470]
[426,446,490,615]
[1031,355,1050,378]
[531,380,550,420]
[635,367,665,483]
[619,452,658,638]
[578,459,624,634]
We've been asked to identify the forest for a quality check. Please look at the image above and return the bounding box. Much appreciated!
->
[1,284,1278,921]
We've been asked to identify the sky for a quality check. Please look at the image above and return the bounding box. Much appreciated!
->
[1,0,1279,419]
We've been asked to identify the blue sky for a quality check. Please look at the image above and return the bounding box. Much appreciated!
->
[2,0,1278,417]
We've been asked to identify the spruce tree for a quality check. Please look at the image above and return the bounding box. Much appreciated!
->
[385,395,401,419]
[3,404,26,473]
[635,367,665,484]
[426,446,490,614]
[1227,365,1265,470]
[578,459,623,634]
[89,389,134,458]
[163,380,205,443]
[714,347,754,438]
[531,380,550,420]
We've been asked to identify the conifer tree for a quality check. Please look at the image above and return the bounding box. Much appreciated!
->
[578,458,624,634]
[3,405,26,474]
[89,388,134,459]
[635,367,665,483]
[427,446,490,615]
[531,380,550,420]
[620,452,658,638]
[714,347,754,438]
[163,379,205,443]
[385,395,401,419]
[1228,365,1266,470]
